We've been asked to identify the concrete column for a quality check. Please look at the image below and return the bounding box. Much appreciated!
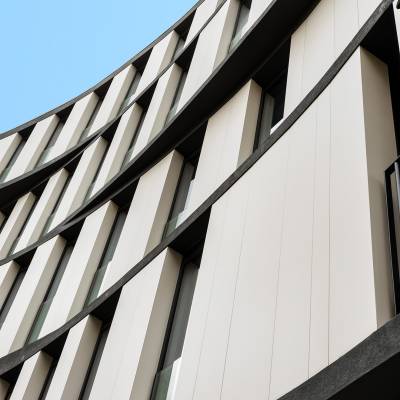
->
[44,316,101,400]
[0,262,19,310]
[89,65,135,135]
[0,193,36,258]
[186,79,261,214]
[91,104,142,194]
[49,93,98,159]
[88,249,181,400]
[0,134,21,176]
[14,170,69,252]
[99,151,183,293]
[136,31,179,94]
[9,352,52,400]
[7,115,59,180]
[49,138,108,230]
[0,237,66,356]
[40,202,117,336]
[131,64,182,159]
[177,0,239,110]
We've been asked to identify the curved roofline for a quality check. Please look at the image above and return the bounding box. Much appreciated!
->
[0,0,205,137]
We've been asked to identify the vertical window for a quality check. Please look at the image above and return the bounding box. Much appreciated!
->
[80,99,103,142]
[165,69,187,125]
[41,172,71,236]
[229,0,251,51]
[119,71,142,113]
[83,141,110,203]
[164,154,199,237]
[151,259,199,400]
[121,109,147,169]
[84,209,127,306]
[0,138,25,184]
[38,357,58,400]
[36,119,65,167]
[26,244,73,343]
[254,91,275,149]
[0,266,26,329]
[78,323,110,400]
[8,195,38,256]
[172,35,186,60]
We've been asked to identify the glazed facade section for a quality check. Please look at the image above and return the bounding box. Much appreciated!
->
[0,0,400,399]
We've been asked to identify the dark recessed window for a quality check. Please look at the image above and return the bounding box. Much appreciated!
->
[119,71,143,113]
[0,138,26,184]
[164,152,199,238]
[80,98,103,142]
[165,69,188,125]
[229,0,252,52]
[151,257,200,400]
[41,172,72,236]
[84,208,128,306]
[83,140,110,203]
[26,244,74,344]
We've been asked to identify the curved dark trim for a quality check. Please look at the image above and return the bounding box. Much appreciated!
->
[278,314,400,399]
[0,0,318,265]
[0,0,229,208]
[0,0,205,138]
[0,133,99,208]
[0,0,392,376]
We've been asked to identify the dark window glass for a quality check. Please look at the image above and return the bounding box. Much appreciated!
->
[229,0,251,51]
[119,72,142,112]
[0,139,25,183]
[85,210,127,305]
[36,120,65,167]
[83,141,110,202]
[121,109,147,168]
[80,99,103,142]
[78,324,110,400]
[26,245,73,343]
[38,358,58,400]
[151,261,199,400]
[165,70,187,125]
[0,267,26,329]
[164,155,198,238]
[41,173,71,236]
[8,196,38,256]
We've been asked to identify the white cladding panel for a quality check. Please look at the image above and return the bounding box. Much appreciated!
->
[285,0,382,116]
[174,48,395,399]
[88,249,181,400]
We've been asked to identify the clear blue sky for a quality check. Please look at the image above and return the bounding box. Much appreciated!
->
[0,0,197,133]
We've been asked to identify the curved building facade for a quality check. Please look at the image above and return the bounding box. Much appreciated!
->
[1,0,400,398]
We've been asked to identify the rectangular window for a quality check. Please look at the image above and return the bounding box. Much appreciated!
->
[0,139,25,184]
[172,36,186,60]
[84,209,127,306]
[38,357,58,400]
[164,153,199,238]
[80,99,103,142]
[229,0,251,52]
[121,109,147,168]
[41,173,72,236]
[78,323,110,400]
[26,244,74,343]
[83,141,110,203]
[119,71,142,113]
[151,259,199,400]
[254,91,275,148]
[165,69,187,125]
[8,195,38,256]
[36,119,65,167]
[0,266,26,329]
